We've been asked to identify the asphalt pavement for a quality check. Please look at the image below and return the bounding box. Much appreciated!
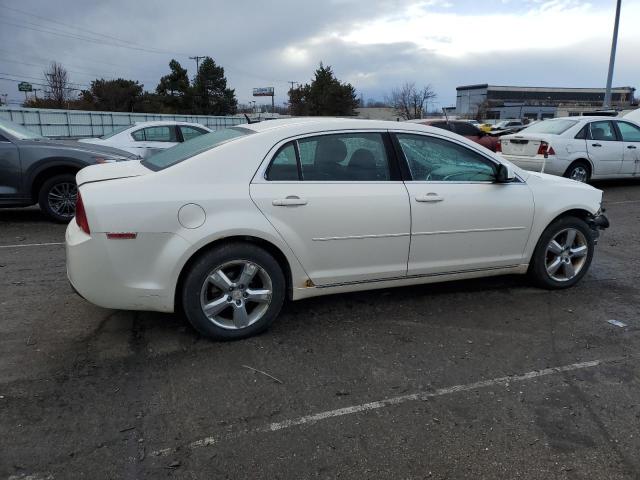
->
[1,180,639,480]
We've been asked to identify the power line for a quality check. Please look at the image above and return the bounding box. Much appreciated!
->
[189,56,206,73]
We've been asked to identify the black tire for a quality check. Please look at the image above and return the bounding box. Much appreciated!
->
[181,243,286,340]
[38,173,78,223]
[529,216,594,289]
[564,161,591,183]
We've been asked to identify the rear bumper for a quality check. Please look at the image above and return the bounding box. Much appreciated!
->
[66,221,188,313]
[500,154,567,176]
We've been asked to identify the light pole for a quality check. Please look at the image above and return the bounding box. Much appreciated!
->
[603,0,622,108]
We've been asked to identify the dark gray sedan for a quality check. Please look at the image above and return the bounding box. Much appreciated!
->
[0,118,138,222]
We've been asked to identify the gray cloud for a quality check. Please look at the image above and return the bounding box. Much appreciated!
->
[1,0,637,108]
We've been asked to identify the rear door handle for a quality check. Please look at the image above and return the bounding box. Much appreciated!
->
[592,143,602,147]
[627,145,637,149]
[272,196,307,207]
[415,193,444,203]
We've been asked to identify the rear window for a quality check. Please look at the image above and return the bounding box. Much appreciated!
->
[142,127,253,171]
[521,119,578,135]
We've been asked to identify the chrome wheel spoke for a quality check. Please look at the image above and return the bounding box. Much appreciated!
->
[548,240,563,256]
[233,304,250,328]
[570,245,587,258]
[203,295,229,317]
[237,262,258,287]
[246,288,271,303]
[547,257,562,276]
[563,260,576,279]
[564,229,577,248]
[208,269,234,291]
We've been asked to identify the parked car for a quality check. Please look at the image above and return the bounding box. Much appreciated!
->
[0,118,137,222]
[79,121,211,159]
[67,118,609,340]
[623,108,640,123]
[498,116,640,182]
[414,120,499,152]
[491,119,526,135]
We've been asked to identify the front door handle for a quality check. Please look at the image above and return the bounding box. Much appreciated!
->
[592,143,602,147]
[272,196,308,207]
[627,145,637,149]
[415,193,444,203]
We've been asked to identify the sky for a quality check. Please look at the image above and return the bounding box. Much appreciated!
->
[0,0,638,110]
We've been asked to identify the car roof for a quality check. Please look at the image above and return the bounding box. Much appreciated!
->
[131,121,209,128]
[241,117,453,135]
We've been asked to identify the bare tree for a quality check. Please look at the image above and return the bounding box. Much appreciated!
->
[387,82,437,120]
[44,62,71,107]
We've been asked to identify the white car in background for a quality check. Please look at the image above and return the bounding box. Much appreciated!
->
[67,118,608,341]
[79,121,211,159]
[624,108,640,124]
[498,116,640,182]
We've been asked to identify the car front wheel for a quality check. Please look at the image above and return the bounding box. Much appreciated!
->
[38,174,78,223]
[181,243,286,340]
[529,216,594,289]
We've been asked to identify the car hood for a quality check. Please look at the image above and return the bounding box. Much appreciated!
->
[18,138,138,159]
[76,160,151,186]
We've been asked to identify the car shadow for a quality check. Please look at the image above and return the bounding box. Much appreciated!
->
[0,206,54,224]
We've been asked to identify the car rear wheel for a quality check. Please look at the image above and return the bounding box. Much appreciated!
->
[564,161,591,183]
[529,216,594,289]
[38,174,78,223]
[181,243,286,340]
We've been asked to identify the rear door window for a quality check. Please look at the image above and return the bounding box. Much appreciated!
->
[588,121,618,141]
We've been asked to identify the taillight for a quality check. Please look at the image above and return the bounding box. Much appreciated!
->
[537,141,555,157]
[75,192,90,234]
[495,140,502,153]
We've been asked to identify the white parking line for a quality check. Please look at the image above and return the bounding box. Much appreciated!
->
[0,242,64,249]
[152,357,609,457]
[606,200,640,205]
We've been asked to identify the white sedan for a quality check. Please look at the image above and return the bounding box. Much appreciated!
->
[498,116,640,182]
[79,121,211,159]
[66,118,609,340]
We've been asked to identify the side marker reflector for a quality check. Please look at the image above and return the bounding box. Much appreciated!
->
[106,233,138,240]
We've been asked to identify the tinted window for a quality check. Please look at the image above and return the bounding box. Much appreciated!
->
[616,121,640,142]
[142,127,253,171]
[589,121,617,141]
[429,122,451,131]
[452,122,479,136]
[143,126,177,142]
[396,134,496,182]
[298,133,390,181]
[131,129,145,141]
[266,142,299,181]
[574,125,588,139]
[180,125,208,142]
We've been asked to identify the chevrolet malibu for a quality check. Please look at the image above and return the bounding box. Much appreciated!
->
[66,118,609,340]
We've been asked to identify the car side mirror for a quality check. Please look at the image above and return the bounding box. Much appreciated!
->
[495,163,516,183]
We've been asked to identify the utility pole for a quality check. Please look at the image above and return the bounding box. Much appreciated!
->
[33,88,42,100]
[189,56,206,73]
[288,81,298,91]
[603,0,622,108]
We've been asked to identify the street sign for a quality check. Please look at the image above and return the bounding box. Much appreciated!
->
[18,82,33,92]
[253,87,274,97]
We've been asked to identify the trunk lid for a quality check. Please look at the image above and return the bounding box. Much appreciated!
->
[501,133,554,157]
[76,160,151,186]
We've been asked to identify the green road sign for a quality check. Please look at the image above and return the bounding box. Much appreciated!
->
[18,82,33,92]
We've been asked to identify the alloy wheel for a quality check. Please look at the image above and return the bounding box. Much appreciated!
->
[200,260,273,330]
[569,166,589,183]
[545,228,589,282]
[48,181,78,218]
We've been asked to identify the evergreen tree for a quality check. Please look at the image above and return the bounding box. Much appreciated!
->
[288,63,359,116]
[156,59,191,113]
[192,57,237,115]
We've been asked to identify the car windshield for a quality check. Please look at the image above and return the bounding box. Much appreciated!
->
[100,125,132,139]
[0,119,44,140]
[521,119,578,135]
[142,126,254,171]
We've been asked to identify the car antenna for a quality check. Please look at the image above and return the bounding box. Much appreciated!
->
[244,113,260,124]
